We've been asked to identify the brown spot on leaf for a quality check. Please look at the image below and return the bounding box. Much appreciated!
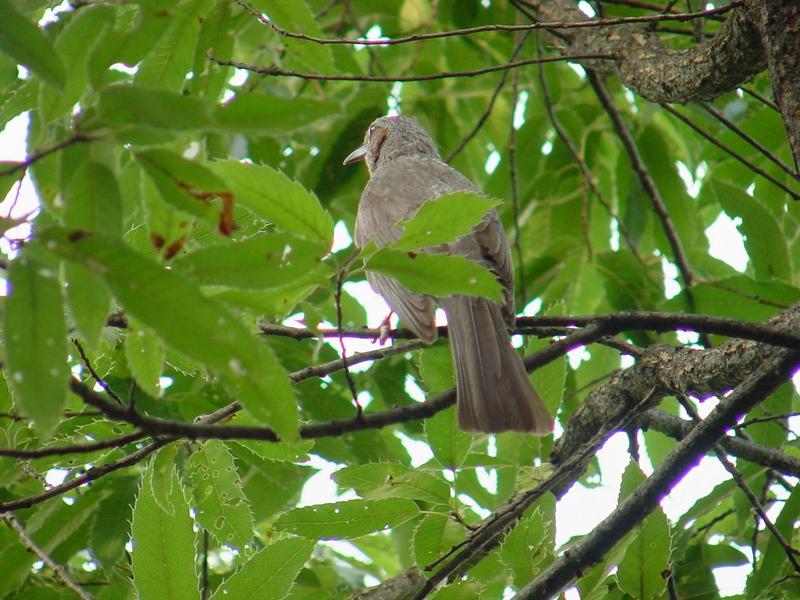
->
[68,230,91,242]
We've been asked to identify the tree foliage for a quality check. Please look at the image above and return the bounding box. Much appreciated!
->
[0,0,799,599]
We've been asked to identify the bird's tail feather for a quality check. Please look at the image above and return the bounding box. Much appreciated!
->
[442,296,552,434]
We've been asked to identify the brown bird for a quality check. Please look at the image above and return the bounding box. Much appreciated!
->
[343,115,552,434]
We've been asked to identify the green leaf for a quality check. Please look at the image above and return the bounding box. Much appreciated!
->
[211,160,334,246]
[41,228,299,439]
[333,463,451,505]
[500,500,555,587]
[125,321,165,398]
[251,0,334,73]
[135,0,210,90]
[709,180,791,282]
[367,248,503,301]
[616,463,671,600]
[209,537,314,600]
[392,192,499,251]
[137,149,234,234]
[151,444,181,516]
[171,234,328,289]
[3,256,68,437]
[425,407,472,470]
[186,440,254,550]
[413,513,465,566]
[746,484,800,595]
[214,94,337,132]
[91,476,138,570]
[97,84,214,131]
[131,458,199,600]
[0,0,65,88]
[274,498,420,539]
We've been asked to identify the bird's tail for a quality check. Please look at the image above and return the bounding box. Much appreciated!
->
[441,296,552,434]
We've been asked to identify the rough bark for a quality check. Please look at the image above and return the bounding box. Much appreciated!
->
[761,0,800,170]
[520,0,766,102]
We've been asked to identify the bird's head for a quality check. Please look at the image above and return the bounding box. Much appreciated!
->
[343,115,440,173]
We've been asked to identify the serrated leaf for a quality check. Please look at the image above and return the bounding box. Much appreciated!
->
[135,0,210,90]
[500,499,555,587]
[214,94,336,133]
[171,234,328,289]
[616,463,671,600]
[0,0,65,88]
[211,160,334,246]
[137,149,235,235]
[4,256,68,437]
[392,192,499,251]
[97,84,214,131]
[125,321,165,397]
[425,406,472,470]
[746,484,800,595]
[333,463,451,505]
[710,180,791,282]
[209,537,314,600]
[187,440,253,550]
[367,248,502,301]
[151,444,180,516]
[131,458,199,600]
[413,513,465,566]
[251,0,334,73]
[41,227,299,439]
[274,498,420,539]
[91,476,138,570]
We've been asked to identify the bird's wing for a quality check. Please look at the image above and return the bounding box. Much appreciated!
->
[354,157,515,337]
[471,210,516,329]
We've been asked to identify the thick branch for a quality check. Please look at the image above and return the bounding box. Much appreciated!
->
[519,0,766,102]
[517,348,799,598]
[760,0,800,170]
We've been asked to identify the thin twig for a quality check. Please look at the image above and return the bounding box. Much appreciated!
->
[676,395,800,575]
[445,30,533,162]
[699,102,799,180]
[335,249,363,416]
[588,74,695,289]
[740,86,780,112]
[0,134,92,177]
[661,103,800,200]
[2,512,94,599]
[209,53,615,83]
[233,0,740,46]
[0,430,146,458]
[508,30,527,307]
[72,338,124,405]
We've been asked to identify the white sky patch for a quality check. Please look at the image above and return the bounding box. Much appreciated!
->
[676,329,700,345]
[523,297,543,316]
[387,82,403,115]
[395,431,434,467]
[675,160,705,198]
[660,255,681,299]
[578,1,596,17]
[331,220,353,252]
[567,345,590,369]
[706,212,748,272]
[404,373,426,402]
[609,219,620,251]
[39,0,71,26]
[45,468,69,487]
[541,140,553,156]
[746,182,755,196]
[481,0,491,8]
[513,90,529,130]
[355,24,389,50]
[624,89,638,113]
[567,62,586,79]
[484,144,501,174]
[555,432,628,545]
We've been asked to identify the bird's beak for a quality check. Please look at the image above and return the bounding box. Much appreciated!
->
[343,145,367,166]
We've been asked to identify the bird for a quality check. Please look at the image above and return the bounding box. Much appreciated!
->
[343,115,552,434]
